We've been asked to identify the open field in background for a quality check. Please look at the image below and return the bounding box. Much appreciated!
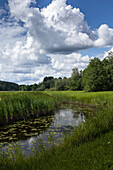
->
[45,91,113,105]
[0,91,113,169]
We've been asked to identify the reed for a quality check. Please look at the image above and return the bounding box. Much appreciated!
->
[1,91,113,169]
[0,92,58,127]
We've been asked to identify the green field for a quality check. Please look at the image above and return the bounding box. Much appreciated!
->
[0,91,113,169]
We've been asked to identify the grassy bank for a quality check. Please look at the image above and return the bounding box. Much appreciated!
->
[1,130,113,170]
[0,91,113,169]
[0,92,58,127]
[45,91,113,106]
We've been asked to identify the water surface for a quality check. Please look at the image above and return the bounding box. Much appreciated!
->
[0,105,93,156]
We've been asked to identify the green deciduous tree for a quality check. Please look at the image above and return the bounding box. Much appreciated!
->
[82,58,107,91]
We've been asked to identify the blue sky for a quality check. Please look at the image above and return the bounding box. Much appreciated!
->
[0,0,113,84]
[35,0,113,27]
[35,0,113,57]
[67,0,113,28]
[1,0,113,30]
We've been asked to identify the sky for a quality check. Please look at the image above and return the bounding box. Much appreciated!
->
[0,0,113,85]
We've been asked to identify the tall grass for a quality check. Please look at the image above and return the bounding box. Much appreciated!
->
[0,92,58,126]
[1,91,113,169]
[46,91,113,144]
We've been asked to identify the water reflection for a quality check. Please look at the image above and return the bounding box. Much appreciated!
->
[0,106,87,155]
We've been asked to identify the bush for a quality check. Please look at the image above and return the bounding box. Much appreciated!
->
[84,85,91,92]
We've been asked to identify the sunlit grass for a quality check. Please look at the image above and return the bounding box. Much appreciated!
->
[45,90,113,106]
[1,91,113,169]
[0,91,58,126]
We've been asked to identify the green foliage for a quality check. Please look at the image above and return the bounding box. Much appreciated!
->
[84,84,91,92]
[82,58,106,91]
[69,79,82,90]
[1,51,113,92]
[71,67,80,80]
[55,78,69,91]
[0,92,58,127]
[0,81,19,91]
[1,91,113,169]
[69,67,82,91]
[49,87,55,91]
[81,52,113,92]
[36,84,46,91]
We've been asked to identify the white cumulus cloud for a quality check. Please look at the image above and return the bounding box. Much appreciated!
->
[94,24,113,47]
[0,0,113,84]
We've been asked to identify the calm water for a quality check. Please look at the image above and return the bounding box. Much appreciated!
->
[0,105,92,156]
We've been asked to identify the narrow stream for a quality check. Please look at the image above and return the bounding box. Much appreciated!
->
[0,105,93,156]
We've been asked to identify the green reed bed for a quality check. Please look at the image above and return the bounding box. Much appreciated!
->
[0,92,58,127]
[1,91,113,169]
[1,105,113,170]
[45,91,113,143]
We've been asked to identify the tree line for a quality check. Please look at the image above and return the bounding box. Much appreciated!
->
[0,52,113,92]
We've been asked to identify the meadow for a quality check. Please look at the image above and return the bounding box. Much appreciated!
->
[0,91,113,169]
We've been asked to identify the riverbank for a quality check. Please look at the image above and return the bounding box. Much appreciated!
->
[0,91,113,169]
[1,130,112,170]
[0,92,58,127]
